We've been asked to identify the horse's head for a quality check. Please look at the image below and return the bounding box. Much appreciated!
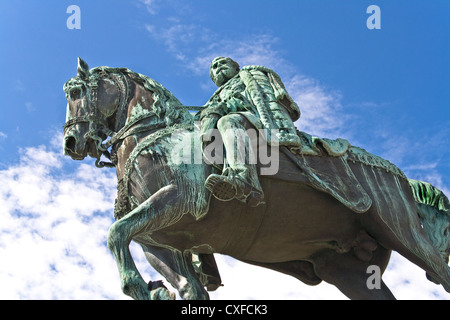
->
[63,58,131,161]
[63,58,193,165]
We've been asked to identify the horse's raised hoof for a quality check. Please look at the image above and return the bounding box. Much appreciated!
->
[148,280,176,300]
[150,287,176,300]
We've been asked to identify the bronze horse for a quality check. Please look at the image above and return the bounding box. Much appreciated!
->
[63,58,450,300]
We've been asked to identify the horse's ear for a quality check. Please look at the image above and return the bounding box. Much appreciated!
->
[77,57,89,80]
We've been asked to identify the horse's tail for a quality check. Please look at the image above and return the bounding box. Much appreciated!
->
[408,179,450,270]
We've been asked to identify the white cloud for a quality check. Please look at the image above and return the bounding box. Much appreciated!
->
[144,15,285,76]
[288,75,345,138]
[23,102,35,113]
[139,0,158,15]
[0,132,7,139]
[145,21,216,73]
[403,162,439,171]
[14,79,25,92]
[0,140,124,299]
[189,34,287,75]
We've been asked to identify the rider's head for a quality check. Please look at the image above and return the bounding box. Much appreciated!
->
[210,57,240,87]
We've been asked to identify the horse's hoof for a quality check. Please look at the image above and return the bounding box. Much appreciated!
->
[150,287,176,300]
[148,280,176,300]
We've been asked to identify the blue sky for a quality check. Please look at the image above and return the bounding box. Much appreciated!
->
[0,0,449,299]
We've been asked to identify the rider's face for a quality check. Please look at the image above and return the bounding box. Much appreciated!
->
[210,58,238,87]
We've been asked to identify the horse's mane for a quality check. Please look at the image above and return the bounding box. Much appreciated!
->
[90,66,194,127]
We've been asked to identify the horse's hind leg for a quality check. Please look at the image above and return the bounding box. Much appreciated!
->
[140,244,209,300]
[311,246,396,300]
[362,193,450,293]
[359,168,450,293]
[389,219,450,293]
[378,222,450,293]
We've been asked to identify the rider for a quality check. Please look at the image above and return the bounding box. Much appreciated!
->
[197,57,302,207]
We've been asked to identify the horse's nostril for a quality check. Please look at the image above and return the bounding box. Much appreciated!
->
[64,136,77,154]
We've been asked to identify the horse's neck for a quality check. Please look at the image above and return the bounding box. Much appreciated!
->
[107,82,159,147]
[111,76,195,180]
[124,83,155,125]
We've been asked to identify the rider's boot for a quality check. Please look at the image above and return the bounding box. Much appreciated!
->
[205,166,264,207]
[203,113,264,207]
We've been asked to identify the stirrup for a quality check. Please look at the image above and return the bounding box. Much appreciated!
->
[205,174,264,207]
[205,174,236,201]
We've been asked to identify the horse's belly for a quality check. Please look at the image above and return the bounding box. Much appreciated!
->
[219,205,358,262]
[149,181,359,263]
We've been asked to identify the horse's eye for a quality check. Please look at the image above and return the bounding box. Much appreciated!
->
[70,89,81,100]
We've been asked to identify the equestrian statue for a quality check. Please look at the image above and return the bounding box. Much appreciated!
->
[63,57,450,300]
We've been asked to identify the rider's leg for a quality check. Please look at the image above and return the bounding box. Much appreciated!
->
[205,113,264,207]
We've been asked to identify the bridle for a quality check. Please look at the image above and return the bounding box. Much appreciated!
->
[63,70,131,168]
[64,68,171,168]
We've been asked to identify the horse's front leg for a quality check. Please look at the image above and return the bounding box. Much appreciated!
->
[140,244,209,300]
[107,184,183,300]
